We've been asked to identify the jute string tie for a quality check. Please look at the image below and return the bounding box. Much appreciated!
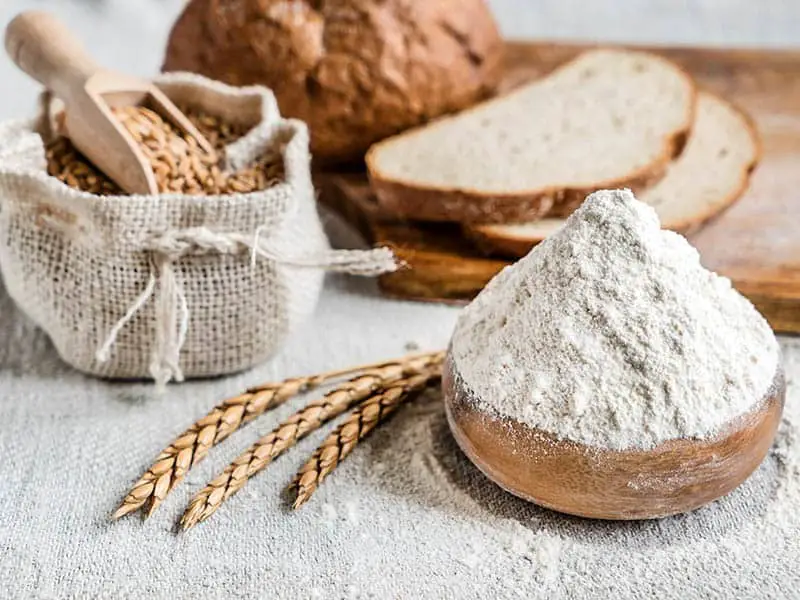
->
[94,225,397,387]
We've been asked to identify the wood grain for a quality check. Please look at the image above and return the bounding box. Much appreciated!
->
[443,355,786,520]
[316,41,800,333]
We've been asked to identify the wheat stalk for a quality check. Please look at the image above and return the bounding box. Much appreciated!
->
[290,369,441,509]
[180,351,444,529]
[113,352,440,520]
[113,377,321,520]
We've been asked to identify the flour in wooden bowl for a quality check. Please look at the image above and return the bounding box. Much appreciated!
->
[451,189,780,450]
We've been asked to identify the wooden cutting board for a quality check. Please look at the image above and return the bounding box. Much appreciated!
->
[315,41,800,334]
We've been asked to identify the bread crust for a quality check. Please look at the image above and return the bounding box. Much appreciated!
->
[465,92,761,257]
[163,0,504,164]
[366,50,697,224]
[465,222,561,257]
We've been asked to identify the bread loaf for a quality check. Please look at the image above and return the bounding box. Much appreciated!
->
[162,0,504,164]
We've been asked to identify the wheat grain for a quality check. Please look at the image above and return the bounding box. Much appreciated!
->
[179,106,251,150]
[290,369,441,509]
[180,351,445,529]
[44,104,283,196]
[45,137,122,195]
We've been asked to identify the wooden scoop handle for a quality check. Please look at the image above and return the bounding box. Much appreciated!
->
[5,11,100,102]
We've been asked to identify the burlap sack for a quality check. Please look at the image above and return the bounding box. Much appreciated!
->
[0,73,395,386]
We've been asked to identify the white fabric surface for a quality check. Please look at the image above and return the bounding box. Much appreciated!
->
[0,1,799,598]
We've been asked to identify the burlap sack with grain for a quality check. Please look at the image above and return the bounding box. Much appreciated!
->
[0,73,395,386]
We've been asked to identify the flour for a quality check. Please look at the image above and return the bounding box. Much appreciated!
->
[452,189,780,449]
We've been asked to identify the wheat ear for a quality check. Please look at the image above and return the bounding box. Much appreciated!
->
[181,351,444,529]
[113,353,438,520]
[290,369,441,509]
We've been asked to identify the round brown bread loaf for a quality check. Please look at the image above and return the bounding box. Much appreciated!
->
[162,0,504,165]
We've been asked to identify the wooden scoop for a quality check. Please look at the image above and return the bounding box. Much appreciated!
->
[4,10,216,195]
[443,354,785,520]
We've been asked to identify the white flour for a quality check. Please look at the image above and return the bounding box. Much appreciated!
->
[452,189,780,449]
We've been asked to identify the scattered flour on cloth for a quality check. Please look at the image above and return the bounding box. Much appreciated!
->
[452,189,780,449]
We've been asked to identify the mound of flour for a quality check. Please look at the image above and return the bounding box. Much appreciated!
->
[452,189,780,449]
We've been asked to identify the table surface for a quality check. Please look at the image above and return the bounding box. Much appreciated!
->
[0,1,798,599]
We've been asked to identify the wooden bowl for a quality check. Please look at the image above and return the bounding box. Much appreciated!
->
[443,354,786,520]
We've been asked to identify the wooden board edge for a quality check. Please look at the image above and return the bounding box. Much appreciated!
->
[738,290,800,334]
[503,39,800,65]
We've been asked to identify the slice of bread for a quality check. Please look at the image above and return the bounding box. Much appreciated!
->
[468,92,760,257]
[365,49,696,224]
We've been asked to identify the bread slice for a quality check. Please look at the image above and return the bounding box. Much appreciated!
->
[468,92,760,256]
[365,49,696,224]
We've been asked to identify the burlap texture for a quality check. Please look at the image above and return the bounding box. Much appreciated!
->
[0,73,393,385]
